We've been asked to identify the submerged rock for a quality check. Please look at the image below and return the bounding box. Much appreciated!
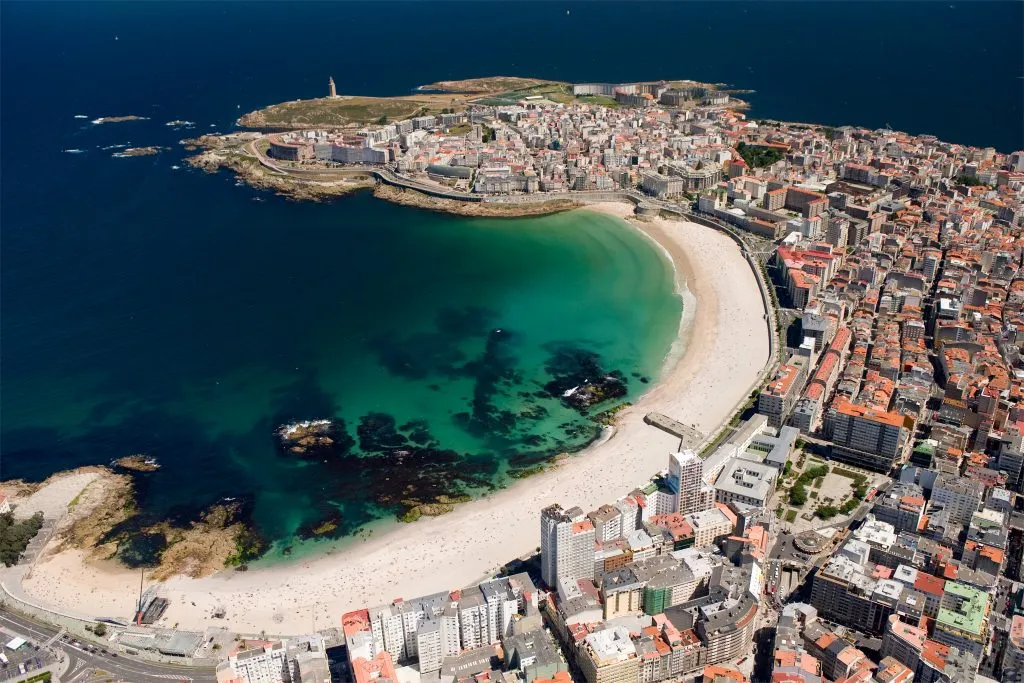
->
[277,419,336,456]
[357,413,409,452]
[543,347,628,413]
[296,509,345,541]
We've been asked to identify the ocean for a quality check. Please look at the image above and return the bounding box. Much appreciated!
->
[2,1,1021,560]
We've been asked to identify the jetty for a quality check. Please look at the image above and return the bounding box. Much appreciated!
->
[643,412,704,448]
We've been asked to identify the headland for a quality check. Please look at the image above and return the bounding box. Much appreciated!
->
[184,76,745,206]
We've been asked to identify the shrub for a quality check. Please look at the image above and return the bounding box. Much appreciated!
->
[840,499,860,514]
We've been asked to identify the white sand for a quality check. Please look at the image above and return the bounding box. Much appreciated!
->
[18,204,772,634]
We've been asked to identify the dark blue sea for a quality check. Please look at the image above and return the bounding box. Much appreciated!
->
[2,1,1022,561]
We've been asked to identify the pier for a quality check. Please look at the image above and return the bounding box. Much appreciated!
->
[643,412,704,448]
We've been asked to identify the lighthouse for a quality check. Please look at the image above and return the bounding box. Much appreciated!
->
[328,76,337,98]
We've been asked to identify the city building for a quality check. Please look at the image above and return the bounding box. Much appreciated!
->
[216,636,330,683]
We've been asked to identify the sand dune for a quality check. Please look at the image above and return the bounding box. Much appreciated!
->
[17,204,772,634]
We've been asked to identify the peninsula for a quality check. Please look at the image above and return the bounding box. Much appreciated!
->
[185,76,743,207]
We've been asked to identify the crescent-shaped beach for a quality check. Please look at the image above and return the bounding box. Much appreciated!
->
[10,202,773,634]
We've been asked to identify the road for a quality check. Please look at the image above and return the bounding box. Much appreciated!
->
[0,608,216,682]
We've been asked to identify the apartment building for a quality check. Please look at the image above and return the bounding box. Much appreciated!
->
[929,474,984,526]
[932,581,991,659]
[541,504,597,593]
[825,397,910,472]
[577,627,639,683]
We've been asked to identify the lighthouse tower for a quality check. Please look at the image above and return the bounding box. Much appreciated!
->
[328,76,337,98]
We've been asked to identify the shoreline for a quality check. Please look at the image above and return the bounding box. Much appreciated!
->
[13,202,772,634]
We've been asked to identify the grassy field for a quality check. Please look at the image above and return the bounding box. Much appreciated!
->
[575,94,621,108]
[239,75,639,129]
[419,76,559,93]
[237,74,738,130]
[239,94,469,129]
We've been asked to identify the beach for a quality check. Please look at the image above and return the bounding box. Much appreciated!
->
[14,203,772,634]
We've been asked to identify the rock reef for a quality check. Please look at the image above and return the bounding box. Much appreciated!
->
[277,419,337,456]
[91,115,148,124]
[373,184,581,217]
[112,146,164,157]
[112,455,160,472]
[185,146,374,201]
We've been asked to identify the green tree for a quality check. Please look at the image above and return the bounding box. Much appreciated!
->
[789,484,808,506]
[0,511,44,567]
[376,115,389,125]
[93,623,107,637]
[736,141,785,168]
[816,505,839,520]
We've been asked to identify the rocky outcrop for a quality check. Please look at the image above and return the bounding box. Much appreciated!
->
[543,348,629,413]
[91,115,148,124]
[112,455,160,472]
[373,184,581,217]
[113,146,164,157]
[277,419,337,456]
[184,149,374,201]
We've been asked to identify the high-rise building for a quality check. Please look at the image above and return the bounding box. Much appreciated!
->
[930,474,984,526]
[540,504,596,594]
[668,451,711,516]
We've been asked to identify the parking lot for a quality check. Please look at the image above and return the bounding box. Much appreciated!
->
[0,633,56,681]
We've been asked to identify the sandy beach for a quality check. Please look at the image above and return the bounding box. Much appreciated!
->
[15,203,772,634]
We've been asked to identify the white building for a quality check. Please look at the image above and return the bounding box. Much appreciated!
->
[930,473,984,525]
[669,450,713,516]
[541,504,596,594]
[713,459,778,509]
[216,636,330,683]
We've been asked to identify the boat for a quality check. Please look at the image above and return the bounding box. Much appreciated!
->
[63,149,84,154]
[73,114,88,119]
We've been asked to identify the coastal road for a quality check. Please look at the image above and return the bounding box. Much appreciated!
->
[0,608,216,682]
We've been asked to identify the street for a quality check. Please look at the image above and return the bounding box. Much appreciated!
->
[0,608,216,682]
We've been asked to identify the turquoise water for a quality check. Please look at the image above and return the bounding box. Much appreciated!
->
[2,180,680,557]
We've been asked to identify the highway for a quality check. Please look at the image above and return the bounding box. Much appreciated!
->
[0,608,216,682]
